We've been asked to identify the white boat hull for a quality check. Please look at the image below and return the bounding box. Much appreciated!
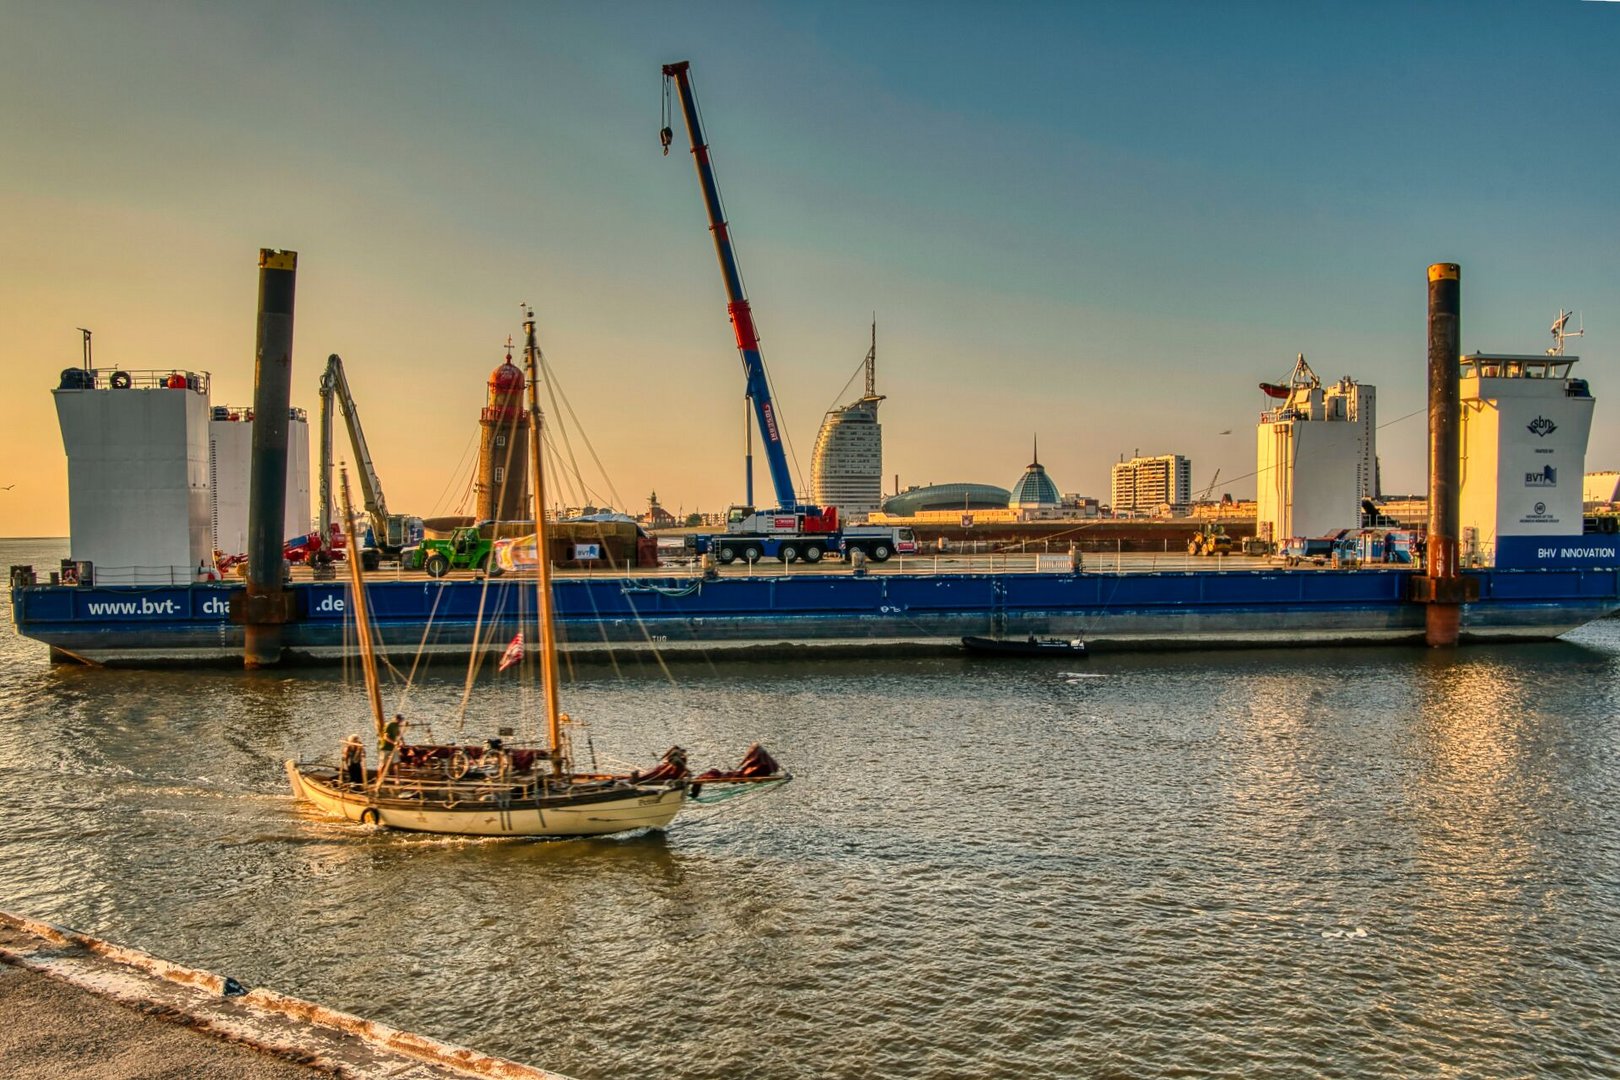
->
[285,761,686,837]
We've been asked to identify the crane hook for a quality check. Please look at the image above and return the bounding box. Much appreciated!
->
[660,73,674,155]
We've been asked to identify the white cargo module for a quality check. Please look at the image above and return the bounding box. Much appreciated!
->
[54,367,314,584]
[209,405,312,556]
[54,369,215,584]
[1459,352,1596,567]
[1255,356,1376,544]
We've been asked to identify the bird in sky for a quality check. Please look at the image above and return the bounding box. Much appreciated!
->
[0,484,13,490]
[1217,430,1233,436]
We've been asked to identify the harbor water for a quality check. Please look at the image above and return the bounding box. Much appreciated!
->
[3,537,1619,1078]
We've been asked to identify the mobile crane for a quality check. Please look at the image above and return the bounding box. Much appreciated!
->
[317,354,424,570]
[661,61,912,564]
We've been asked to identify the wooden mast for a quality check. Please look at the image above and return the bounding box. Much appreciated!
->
[338,469,387,745]
[521,306,565,774]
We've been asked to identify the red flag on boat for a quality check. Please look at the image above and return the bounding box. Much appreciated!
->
[499,633,524,672]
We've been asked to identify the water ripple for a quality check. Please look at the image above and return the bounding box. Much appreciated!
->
[3,539,1620,1077]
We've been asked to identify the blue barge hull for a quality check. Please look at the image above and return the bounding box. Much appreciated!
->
[12,567,1620,666]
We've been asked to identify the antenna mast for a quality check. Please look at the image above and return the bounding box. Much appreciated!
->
[1548,310,1584,356]
[865,318,876,398]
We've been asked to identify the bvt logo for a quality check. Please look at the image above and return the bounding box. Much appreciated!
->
[1525,465,1557,487]
[1527,416,1558,437]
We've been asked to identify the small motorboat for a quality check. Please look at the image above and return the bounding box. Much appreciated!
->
[961,635,1088,658]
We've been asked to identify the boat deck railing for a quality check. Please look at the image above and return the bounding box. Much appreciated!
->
[340,769,612,804]
[56,368,213,394]
[321,549,1427,581]
[23,548,1454,590]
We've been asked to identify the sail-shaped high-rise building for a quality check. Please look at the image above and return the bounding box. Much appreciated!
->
[810,324,885,519]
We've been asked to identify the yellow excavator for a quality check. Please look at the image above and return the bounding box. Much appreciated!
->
[1188,522,1234,556]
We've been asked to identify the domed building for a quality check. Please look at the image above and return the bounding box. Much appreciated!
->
[880,483,1012,518]
[1009,439,1061,510]
[475,346,531,523]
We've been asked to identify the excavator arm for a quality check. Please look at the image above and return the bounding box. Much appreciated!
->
[318,354,390,542]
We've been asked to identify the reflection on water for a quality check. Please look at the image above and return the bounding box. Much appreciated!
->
[3,537,1620,1078]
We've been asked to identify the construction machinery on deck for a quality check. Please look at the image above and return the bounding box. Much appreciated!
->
[317,354,424,570]
[661,60,912,564]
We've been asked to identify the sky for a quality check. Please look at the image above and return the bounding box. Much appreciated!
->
[3,1,1617,537]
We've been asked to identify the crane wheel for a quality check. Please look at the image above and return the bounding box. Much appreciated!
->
[870,544,892,562]
[804,545,824,563]
[717,546,737,565]
[779,545,799,564]
[742,545,762,564]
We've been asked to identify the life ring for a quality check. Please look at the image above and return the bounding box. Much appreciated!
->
[359,807,380,826]
[110,371,132,389]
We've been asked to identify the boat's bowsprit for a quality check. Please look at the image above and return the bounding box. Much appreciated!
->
[686,743,793,803]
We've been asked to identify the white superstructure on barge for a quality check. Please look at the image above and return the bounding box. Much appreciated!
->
[53,363,311,585]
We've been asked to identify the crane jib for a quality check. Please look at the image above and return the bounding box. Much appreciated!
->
[664,58,799,512]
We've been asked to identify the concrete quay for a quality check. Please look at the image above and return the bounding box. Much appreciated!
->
[0,910,569,1080]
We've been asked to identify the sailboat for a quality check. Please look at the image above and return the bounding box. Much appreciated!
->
[286,307,789,836]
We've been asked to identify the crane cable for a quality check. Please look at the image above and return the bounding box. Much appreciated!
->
[539,351,626,512]
[660,74,674,156]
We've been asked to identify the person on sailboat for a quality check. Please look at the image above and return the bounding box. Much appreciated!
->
[340,735,365,785]
[381,714,404,764]
[483,737,507,780]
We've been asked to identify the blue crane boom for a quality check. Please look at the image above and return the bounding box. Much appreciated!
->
[661,60,798,512]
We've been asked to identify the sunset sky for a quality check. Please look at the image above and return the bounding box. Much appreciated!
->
[3,1,1617,537]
